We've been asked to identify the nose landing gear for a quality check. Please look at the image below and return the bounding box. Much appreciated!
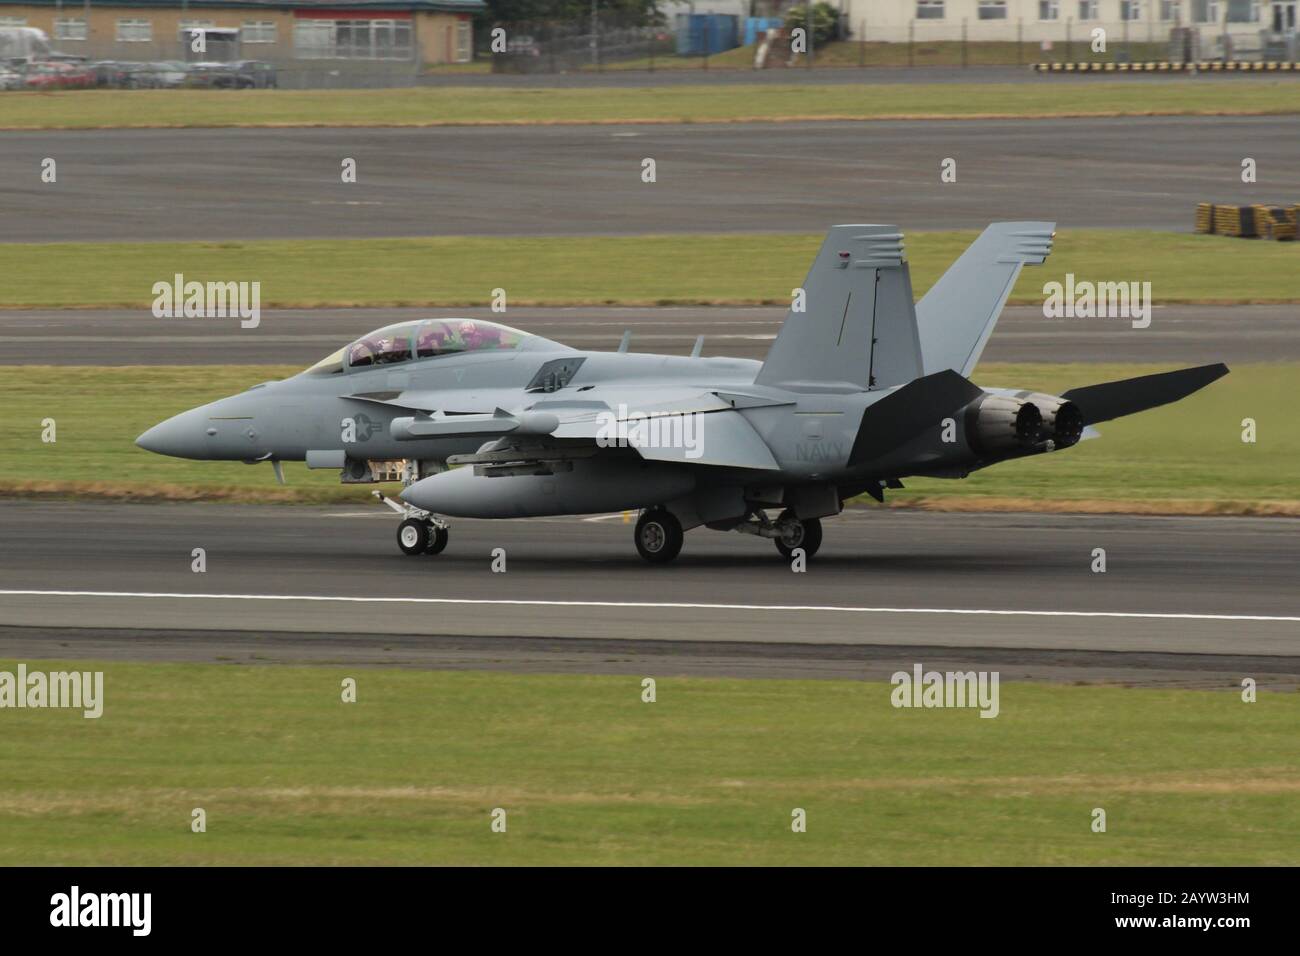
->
[376,491,449,557]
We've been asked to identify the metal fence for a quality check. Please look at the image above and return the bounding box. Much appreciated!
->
[24,31,423,89]
[485,17,674,74]
[476,13,1295,74]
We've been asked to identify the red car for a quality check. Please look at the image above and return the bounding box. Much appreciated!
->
[23,61,95,90]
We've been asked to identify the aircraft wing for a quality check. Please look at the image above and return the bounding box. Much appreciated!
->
[545,388,780,470]
[381,384,780,471]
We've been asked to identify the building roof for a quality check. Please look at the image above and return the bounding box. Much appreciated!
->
[2,0,487,11]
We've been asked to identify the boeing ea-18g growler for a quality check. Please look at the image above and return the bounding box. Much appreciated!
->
[137,222,1227,562]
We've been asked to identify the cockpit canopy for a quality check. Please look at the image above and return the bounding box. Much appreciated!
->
[306,319,526,375]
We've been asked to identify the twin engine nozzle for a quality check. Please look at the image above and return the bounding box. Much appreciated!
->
[968,392,1084,456]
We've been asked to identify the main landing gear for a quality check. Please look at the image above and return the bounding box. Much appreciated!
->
[772,510,823,560]
[635,508,684,564]
[632,506,824,564]
[375,491,449,557]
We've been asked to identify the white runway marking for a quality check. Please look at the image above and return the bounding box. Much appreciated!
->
[1,591,1296,623]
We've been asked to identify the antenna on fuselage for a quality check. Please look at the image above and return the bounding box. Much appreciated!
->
[617,330,632,353]
[690,335,704,358]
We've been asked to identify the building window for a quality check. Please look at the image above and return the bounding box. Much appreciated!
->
[243,21,277,44]
[177,19,214,49]
[978,1,1008,19]
[1120,0,1142,18]
[0,16,27,26]
[1192,0,1221,21]
[1039,0,1060,19]
[116,19,153,42]
[294,19,413,60]
[1078,0,1099,19]
[916,0,945,19]
[1159,0,1181,18]
[54,17,87,40]
[1225,0,1258,19]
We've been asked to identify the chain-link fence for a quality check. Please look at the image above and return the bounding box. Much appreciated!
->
[474,12,1295,74]
[484,16,674,73]
[3,23,423,89]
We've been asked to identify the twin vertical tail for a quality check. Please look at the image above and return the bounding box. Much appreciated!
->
[755,222,1055,391]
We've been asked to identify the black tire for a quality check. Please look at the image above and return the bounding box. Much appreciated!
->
[774,511,822,560]
[635,508,683,564]
[425,525,449,555]
[397,518,430,556]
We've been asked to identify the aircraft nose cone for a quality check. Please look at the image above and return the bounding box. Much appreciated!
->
[135,408,213,460]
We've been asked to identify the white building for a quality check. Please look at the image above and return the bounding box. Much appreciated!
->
[836,0,1296,51]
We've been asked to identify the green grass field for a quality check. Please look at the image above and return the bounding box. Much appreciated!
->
[4,231,1297,309]
[2,80,1297,130]
[1,661,1295,865]
[2,363,1294,511]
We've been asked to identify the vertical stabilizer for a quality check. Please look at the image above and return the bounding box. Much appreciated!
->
[755,225,924,392]
[915,222,1054,377]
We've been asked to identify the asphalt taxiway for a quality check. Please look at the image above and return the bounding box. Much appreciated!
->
[1,304,1292,366]
[3,116,1296,241]
[0,503,1295,685]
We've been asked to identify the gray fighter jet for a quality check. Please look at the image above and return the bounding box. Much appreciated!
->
[137,222,1227,562]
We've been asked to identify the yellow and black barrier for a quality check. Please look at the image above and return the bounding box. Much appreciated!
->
[1034,61,1299,73]
[1195,202,1297,240]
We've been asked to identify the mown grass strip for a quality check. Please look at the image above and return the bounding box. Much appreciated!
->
[3,231,1297,309]
[1,660,1296,865]
[3,80,1298,130]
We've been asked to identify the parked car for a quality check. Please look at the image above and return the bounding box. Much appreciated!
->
[185,61,236,88]
[188,59,277,89]
[228,60,277,89]
[23,60,94,90]
[117,62,162,89]
[0,65,23,90]
[90,60,130,88]
[150,61,191,89]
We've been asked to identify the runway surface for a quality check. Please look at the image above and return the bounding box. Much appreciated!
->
[0,503,1295,684]
[2,304,1290,366]
[3,116,1296,241]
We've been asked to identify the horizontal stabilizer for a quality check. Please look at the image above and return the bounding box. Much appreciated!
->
[849,369,984,465]
[1061,363,1229,425]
